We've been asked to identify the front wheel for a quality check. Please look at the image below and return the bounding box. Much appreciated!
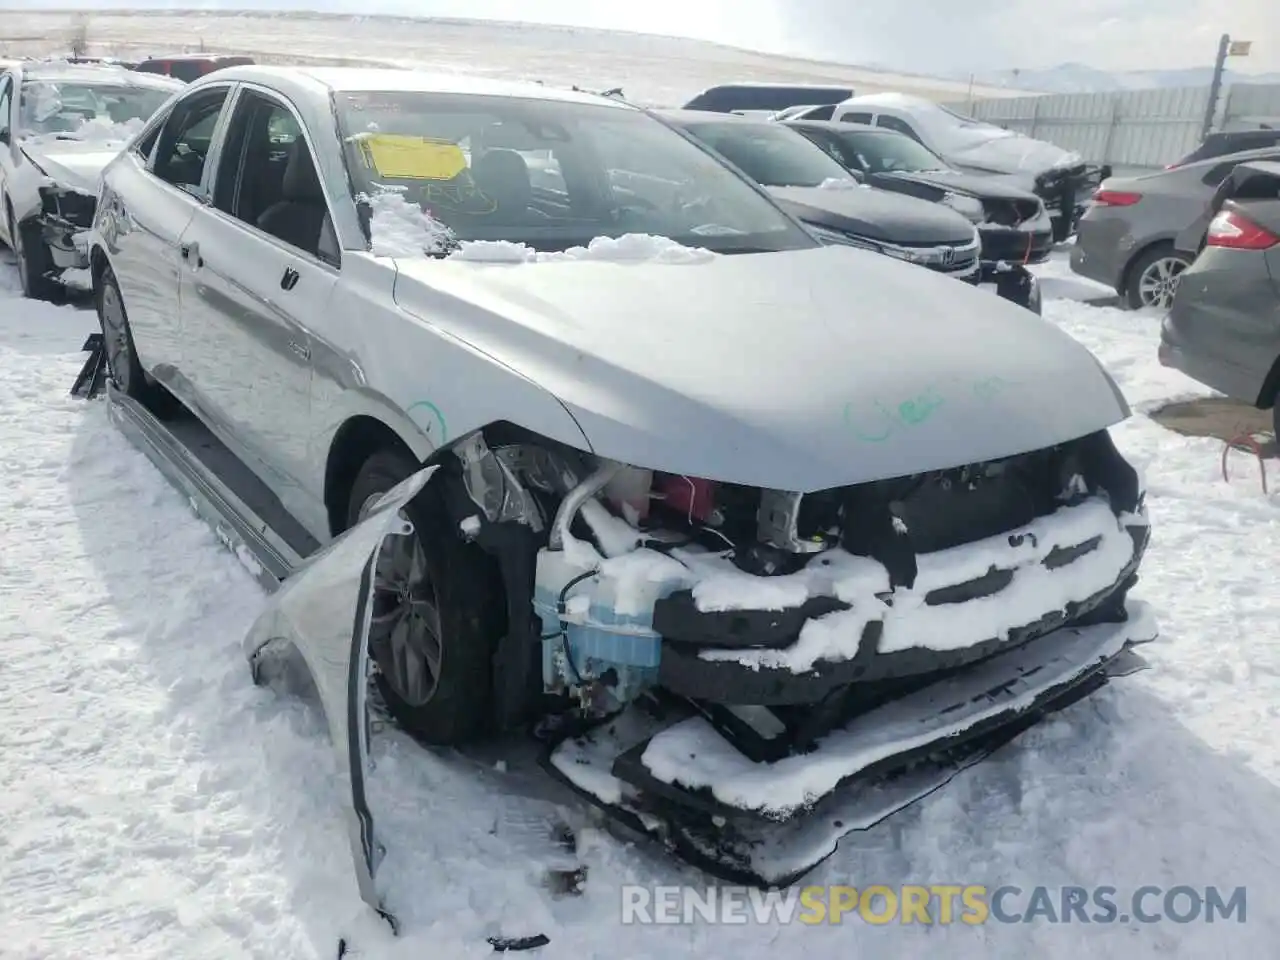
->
[9,208,58,302]
[1125,244,1191,311]
[346,449,505,746]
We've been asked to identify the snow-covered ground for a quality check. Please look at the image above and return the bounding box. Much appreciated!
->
[0,11,1024,107]
[3,242,1280,960]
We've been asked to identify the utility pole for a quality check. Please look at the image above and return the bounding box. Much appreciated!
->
[1201,33,1254,141]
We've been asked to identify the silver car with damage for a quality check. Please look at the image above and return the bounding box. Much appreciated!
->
[0,60,182,299]
[87,66,1156,931]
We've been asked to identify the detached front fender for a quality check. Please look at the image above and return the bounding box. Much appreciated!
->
[242,465,436,931]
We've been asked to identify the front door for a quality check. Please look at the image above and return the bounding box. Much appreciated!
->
[177,84,340,534]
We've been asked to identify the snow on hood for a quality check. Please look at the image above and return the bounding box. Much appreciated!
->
[364,189,716,264]
[942,129,1081,176]
[21,117,144,193]
[389,243,1130,493]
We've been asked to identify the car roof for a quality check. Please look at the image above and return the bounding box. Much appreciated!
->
[837,92,935,110]
[653,108,772,126]
[784,119,883,133]
[138,54,250,63]
[16,59,183,90]
[1182,143,1280,171]
[194,64,634,110]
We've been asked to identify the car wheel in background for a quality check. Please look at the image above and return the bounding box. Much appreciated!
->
[1124,243,1191,311]
[346,448,505,746]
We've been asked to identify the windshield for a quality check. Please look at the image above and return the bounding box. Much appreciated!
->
[830,129,949,174]
[678,120,856,188]
[334,91,815,255]
[19,79,173,137]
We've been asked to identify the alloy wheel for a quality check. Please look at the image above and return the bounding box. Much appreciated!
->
[98,282,134,392]
[1137,255,1187,310]
[359,492,443,706]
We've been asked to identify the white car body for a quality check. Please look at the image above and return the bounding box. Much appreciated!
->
[0,60,181,294]
[828,92,1082,188]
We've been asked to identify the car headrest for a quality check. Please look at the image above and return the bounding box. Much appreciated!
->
[282,139,325,203]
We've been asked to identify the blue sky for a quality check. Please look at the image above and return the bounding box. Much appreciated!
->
[15,0,1280,73]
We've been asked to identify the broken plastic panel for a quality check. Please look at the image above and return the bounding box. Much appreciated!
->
[241,465,437,931]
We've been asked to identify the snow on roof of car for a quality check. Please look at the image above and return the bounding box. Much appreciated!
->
[18,60,184,90]
[838,91,938,110]
[203,64,634,109]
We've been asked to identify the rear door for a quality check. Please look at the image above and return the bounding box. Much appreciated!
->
[176,82,340,525]
[98,82,234,381]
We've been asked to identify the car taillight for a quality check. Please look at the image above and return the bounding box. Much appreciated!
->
[1206,209,1279,250]
[1092,189,1142,206]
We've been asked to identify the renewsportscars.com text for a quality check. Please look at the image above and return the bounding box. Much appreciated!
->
[620,884,1247,925]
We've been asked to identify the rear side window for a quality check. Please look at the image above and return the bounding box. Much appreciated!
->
[836,110,873,125]
[150,87,229,194]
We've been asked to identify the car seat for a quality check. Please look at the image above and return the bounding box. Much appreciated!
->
[257,140,328,256]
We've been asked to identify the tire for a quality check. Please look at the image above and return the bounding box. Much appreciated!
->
[346,448,504,746]
[96,264,149,397]
[8,205,59,302]
[1124,243,1191,311]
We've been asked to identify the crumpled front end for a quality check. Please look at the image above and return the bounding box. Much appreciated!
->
[520,425,1155,881]
[35,183,96,282]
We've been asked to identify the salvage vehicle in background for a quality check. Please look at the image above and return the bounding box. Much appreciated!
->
[87,64,1154,929]
[132,53,255,83]
[657,110,1034,305]
[681,82,854,115]
[1166,129,1280,169]
[0,60,182,299]
[828,92,1110,242]
[784,118,1051,309]
[1159,160,1280,416]
[1070,145,1280,310]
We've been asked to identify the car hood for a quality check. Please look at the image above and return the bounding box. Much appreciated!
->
[940,131,1081,177]
[871,169,1043,204]
[767,185,976,244]
[388,245,1128,492]
[20,137,122,193]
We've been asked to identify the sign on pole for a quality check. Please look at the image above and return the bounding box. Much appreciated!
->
[1228,40,1252,56]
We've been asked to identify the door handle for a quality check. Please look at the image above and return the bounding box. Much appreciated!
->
[287,340,310,361]
[281,266,300,291]
[180,241,202,268]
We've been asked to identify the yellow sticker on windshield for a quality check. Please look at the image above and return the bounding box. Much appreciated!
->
[358,135,467,180]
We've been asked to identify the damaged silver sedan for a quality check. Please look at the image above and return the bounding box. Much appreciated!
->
[84,64,1157,932]
[0,60,181,300]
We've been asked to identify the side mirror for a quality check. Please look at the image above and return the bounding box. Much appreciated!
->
[1100,163,1113,180]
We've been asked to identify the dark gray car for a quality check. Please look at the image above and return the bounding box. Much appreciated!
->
[1160,160,1280,417]
[1071,145,1280,311]
[657,109,985,286]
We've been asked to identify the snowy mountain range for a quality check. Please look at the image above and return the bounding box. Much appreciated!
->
[963,63,1280,94]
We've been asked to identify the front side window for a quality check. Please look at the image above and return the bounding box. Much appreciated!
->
[678,119,857,189]
[17,79,173,139]
[150,88,228,193]
[830,129,949,174]
[333,91,815,255]
[213,89,336,263]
